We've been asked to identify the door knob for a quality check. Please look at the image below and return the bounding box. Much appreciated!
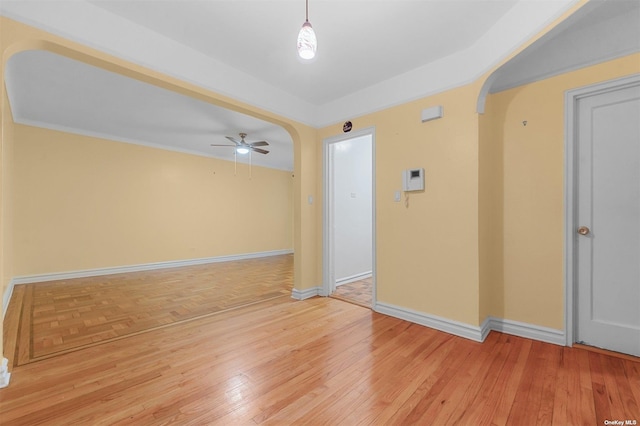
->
[577,226,590,236]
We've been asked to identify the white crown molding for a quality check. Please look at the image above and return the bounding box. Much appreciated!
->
[313,0,580,126]
[0,0,579,128]
[490,48,640,94]
[0,1,317,127]
[11,117,292,172]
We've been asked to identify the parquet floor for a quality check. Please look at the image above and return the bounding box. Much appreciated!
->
[1,255,639,425]
[4,254,292,366]
[331,277,372,307]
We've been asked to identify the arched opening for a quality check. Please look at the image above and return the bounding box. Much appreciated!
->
[3,40,310,326]
[476,0,640,343]
[3,44,298,270]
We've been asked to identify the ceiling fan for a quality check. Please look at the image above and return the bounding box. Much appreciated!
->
[211,132,269,155]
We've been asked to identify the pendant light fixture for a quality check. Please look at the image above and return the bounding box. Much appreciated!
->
[297,0,317,60]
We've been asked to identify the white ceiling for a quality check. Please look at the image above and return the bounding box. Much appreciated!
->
[88,0,518,106]
[1,0,581,126]
[490,0,640,93]
[2,0,638,171]
[5,50,295,171]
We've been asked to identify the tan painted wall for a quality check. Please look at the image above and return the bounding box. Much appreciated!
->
[319,83,483,326]
[318,56,640,332]
[483,53,640,329]
[1,16,320,362]
[1,88,15,355]
[2,1,634,367]
[478,93,504,324]
[12,124,293,275]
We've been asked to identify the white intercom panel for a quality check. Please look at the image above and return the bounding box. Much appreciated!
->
[402,168,425,192]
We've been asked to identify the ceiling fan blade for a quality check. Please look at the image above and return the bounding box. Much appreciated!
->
[210,144,234,147]
[249,141,269,147]
[225,136,241,145]
[251,147,269,155]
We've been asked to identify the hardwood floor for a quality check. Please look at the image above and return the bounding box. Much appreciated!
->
[1,258,639,425]
[5,255,292,366]
[331,277,372,308]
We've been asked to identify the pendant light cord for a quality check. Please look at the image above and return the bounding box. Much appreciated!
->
[305,0,309,22]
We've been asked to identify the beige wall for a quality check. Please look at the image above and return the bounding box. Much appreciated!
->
[12,124,293,275]
[1,89,15,355]
[478,92,504,324]
[318,54,639,331]
[319,83,483,326]
[482,53,640,329]
[1,16,321,362]
[2,3,637,367]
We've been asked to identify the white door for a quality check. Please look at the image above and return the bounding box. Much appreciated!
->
[575,81,640,357]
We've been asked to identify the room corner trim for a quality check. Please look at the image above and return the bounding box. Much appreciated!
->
[2,279,16,321]
[487,317,566,346]
[291,287,321,300]
[375,302,485,342]
[374,303,566,346]
[0,358,11,389]
[10,249,294,286]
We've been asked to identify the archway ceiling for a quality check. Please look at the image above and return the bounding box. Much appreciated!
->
[2,1,637,170]
[5,50,295,171]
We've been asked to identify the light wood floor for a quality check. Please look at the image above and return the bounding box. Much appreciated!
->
[1,257,639,425]
[5,255,292,366]
[331,277,372,308]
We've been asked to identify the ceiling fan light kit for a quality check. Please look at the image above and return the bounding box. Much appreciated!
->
[210,132,270,176]
[297,0,317,60]
[210,132,269,156]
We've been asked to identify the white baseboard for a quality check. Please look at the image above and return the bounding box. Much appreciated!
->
[336,271,372,287]
[484,316,566,346]
[2,280,16,321]
[4,250,567,350]
[3,249,293,319]
[375,302,485,342]
[10,249,293,286]
[0,358,10,389]
[291,286,321,300]
[374,302,565,346]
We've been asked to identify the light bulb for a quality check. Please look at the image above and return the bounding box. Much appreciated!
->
[236,147,250,155]
[297,21,317,60]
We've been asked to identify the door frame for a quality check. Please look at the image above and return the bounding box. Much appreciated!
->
[563,73,640,347]
[322,127,376,307]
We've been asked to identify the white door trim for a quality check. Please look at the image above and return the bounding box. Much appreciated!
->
[322,127,376,308]
[563,73,640,347]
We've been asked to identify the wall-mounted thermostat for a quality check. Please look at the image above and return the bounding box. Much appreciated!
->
[402,168,425,192]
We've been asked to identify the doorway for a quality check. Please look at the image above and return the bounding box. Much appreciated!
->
[323,128,375,308]
[565,75,640,357]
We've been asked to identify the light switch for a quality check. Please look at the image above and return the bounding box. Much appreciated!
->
[394,191,401,202]
[308,195,313,205]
